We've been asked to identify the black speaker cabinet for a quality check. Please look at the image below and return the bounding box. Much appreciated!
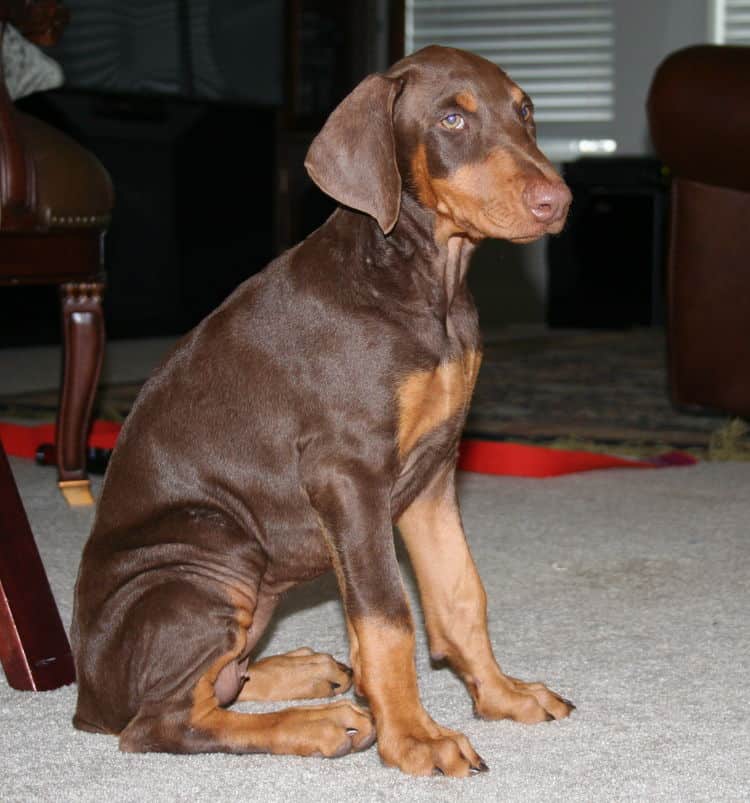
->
[547,157,669,328]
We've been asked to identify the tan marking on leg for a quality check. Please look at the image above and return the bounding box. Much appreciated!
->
[398,478,494,680]
[190,611,249,724]
[396,349,481,460]
[296,510,367,701]
[191,699,375,757]
[351,615,484,777]
[350,617,418,723]
[345,619,363,694]
[187,615,373,756]
[398,470,574,723]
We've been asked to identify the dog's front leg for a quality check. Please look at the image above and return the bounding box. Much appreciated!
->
[397,465,575,723]
[305,464,486,777]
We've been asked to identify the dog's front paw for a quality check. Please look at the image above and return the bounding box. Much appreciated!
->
[272,700,376,758]
[474,674,574,723]
[378,715,487,777]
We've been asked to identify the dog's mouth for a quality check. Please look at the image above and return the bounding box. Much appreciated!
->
[480,197,568,243]
[480,208,563,243]
[541,213,570,236]
[509,233,542,244]
[434,198,568,245]
[510,220,568,243]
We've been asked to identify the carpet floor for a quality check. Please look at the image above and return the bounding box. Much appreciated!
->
[2,457,749,802]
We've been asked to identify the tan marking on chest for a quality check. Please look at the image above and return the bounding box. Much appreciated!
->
[397,349,482,459]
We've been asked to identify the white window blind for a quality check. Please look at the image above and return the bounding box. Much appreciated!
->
[713,0,750,43]
[404,1,615,126]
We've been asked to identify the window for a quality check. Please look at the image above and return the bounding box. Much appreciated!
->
[404,0,616,157]
[711,0,750,43]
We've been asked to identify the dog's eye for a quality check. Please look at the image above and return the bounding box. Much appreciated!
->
[441,113,465,130]
[519,102,533,122]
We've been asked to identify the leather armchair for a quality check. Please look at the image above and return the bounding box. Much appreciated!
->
[0,0,114,504]
[647,45,750,418]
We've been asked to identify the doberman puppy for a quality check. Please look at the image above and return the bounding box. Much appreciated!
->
[72,46,573,777]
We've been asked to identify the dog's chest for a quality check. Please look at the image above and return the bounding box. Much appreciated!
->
[396,347,481,461]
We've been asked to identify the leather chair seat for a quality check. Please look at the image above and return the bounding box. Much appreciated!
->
[13,111,113,230]
[1,8,113,505]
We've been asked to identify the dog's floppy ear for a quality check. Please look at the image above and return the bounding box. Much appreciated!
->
[305,74,403,235]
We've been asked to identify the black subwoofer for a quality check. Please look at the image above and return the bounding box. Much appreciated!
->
[547,157,668,329]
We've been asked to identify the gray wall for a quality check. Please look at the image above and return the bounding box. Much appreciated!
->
[615,0,711,154]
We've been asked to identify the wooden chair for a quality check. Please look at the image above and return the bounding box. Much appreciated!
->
[0,0,113,506]
[0,437,74,690]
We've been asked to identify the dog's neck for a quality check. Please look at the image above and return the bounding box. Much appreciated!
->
[358,194,477,316]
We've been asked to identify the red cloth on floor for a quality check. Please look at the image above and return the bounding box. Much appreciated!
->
[0,422,696,477]
[0,421,121,460]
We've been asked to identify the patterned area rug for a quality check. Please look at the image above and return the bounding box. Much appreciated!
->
[467,328,747,458]
[1,329,747,460]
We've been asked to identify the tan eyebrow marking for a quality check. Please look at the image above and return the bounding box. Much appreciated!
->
[455,91,478,113]
[510,85,533,109]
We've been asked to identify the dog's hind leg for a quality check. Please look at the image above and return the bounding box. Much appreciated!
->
[114,583,372,756]
[120,698,375,757]
[212,589,353,703]
[119,640,373,756]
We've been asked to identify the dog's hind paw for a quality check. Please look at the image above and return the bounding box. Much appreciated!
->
[237,648,354,702]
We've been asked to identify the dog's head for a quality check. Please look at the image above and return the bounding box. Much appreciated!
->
[305,45,571,242]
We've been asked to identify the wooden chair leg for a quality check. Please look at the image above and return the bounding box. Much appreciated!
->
[0,442,75,690]
[57,282,105,507]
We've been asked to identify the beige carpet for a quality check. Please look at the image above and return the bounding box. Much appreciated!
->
[2,456,749,801]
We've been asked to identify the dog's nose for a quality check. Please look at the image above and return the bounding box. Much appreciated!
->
[523,180,572,224]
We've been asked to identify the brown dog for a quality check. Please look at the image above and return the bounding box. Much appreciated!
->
[72,45,573,777]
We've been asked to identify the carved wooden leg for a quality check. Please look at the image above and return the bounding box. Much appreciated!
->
[57,282,105,507]
[0,441,75,690]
